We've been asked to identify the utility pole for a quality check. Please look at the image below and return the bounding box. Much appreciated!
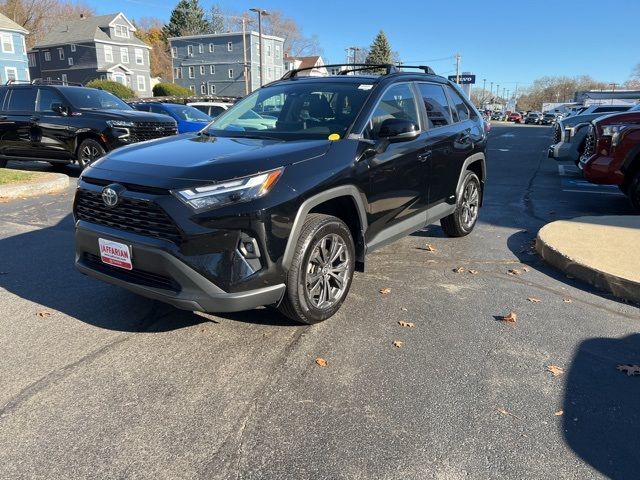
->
[242,17,248,95]
[481,78,486,105]
[250,8,269,87]
[490,81,494,103]
[455,53,461,84]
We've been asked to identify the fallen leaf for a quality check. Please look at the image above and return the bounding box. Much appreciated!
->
[315,357,328,367]
[507,269,521,276]
[547,365,564,377]
[617,364,640,376]
[501,311,517,323]
[379,288,391,295]
[398,321,415,328]
[468,269,479,275]
[527,297,541,303]
[400,307,408,312]
[563,298,573,303]
[554,410,564,416]
[392,340,403,348]
[36,310,52,318]
[496,407,522,420]
[424,243,436,252]
[453,266,465,273]
[522,267,530,272]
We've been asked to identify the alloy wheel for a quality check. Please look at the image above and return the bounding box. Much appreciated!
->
[305,233,350,310]
[80,145,103,165]
[460,180,480,229]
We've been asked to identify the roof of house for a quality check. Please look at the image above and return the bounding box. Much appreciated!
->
[0,12,28,34]
[34,13,147,48]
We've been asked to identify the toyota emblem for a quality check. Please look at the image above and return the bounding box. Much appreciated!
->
[102,186,119,207]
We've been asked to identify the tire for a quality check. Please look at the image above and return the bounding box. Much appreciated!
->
[77,138,106,169]
[440,171,481,237]
[0,157,7,168]
[627,170,640,213]
[279,213,355,324]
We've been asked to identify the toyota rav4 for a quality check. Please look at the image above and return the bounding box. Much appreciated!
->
[73,64,487,324]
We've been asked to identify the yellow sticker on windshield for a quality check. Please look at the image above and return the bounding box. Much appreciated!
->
[328,133,341,141]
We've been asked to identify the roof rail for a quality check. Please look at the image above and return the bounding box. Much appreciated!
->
[31,78,83,87]
[4,79,31,85]
[281,63,400,79]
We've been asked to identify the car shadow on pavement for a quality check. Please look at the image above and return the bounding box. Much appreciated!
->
[563,334,640,479]
[0,213,211,333]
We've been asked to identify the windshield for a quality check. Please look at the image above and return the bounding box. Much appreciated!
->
[166,104,212,122]
[207,81,374,140]
[630,104,640,112]
[64,87,132,110]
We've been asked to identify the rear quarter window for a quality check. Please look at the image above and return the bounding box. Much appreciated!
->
[6,88,36,112]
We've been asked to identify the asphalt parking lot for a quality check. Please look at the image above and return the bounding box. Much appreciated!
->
[1,124,638,479]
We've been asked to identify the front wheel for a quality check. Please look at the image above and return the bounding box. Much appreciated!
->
[279,214,355,324]
[441,171,481,237]
[77,139,106,169]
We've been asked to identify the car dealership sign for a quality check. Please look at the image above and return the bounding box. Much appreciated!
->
[448,75,476,85]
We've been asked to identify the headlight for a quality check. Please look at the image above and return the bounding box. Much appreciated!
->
[564,127,574,141]
[107,120,135,128]
[173,167,284,211]
[601,124,632,146]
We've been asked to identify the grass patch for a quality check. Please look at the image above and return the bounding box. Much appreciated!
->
[0,169,36,185]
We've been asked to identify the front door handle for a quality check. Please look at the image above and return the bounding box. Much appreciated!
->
[30,116,40,122]
[418,150,432,162]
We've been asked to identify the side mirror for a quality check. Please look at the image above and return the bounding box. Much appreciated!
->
[51,103,68,116]
[378,118,419,142]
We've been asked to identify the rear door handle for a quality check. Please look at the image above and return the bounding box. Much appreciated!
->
[418,150,432,162]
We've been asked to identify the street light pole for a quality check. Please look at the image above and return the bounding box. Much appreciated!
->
[250,8,269,87]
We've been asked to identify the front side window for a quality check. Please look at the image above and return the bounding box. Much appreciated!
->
[36,88,65,112]
[364,83,420,139]
[104,45,113,63]
[134,48,144,65]
[417,83,453,128]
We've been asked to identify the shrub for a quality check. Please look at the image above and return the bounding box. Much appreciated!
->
[153,82,192,97]
[85,80,135,99]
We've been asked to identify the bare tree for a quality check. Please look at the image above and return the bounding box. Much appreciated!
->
[515,75,609,111]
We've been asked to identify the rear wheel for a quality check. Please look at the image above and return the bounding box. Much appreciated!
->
[77,139,106,169]
[279,214,355,324]
[627,170,640,213]
[441,171,481,237]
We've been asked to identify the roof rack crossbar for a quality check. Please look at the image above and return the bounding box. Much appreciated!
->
[282,63,399,79]
[31,78,83,87]
[397,65,436,75]
[5,79,31,85]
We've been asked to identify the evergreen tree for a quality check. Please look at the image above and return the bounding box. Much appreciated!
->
[162,0,210,39]
[365,30,392,72]
[209,3,225,34]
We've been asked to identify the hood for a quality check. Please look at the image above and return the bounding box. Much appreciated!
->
[592,111,640,127]
[559,111,631,129]
[85,133,332,189]
[80,108,175,124]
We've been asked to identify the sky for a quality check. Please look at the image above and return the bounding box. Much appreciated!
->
[90,0,640,90]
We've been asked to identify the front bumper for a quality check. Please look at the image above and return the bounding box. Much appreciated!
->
[75,224,286,313]
[581,154,625,185]
[548,141,574,161]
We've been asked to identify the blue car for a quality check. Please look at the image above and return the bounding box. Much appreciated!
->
[131,102,213,134]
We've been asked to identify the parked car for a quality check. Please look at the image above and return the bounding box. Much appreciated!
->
[507,112,523,123]
[491,111,504,120]
[524,112,543,124]
[579,106,640,210]
[548,104,633,164]
[540,112,557,125]
[73,64,487,324]
[0,83,177,169]
[131,102,213,133]
[187,101,232,118]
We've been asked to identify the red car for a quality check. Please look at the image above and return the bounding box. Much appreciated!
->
[579,105,640,211]
[507,112,523,123]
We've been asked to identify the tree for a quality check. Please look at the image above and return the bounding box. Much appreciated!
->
[85,79,135,99]
[153,82,192,97]
[209,3,224,34]
[515,75,609,111]
[162,0,210,40]
[365,30,392,66]
[135,17,172,80]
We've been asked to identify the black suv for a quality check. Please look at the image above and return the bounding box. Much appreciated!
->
[0,82,177,169]
[73,64,487,324]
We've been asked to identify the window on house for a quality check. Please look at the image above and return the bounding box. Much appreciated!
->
[104,45,113,62]
[68,57,73,66]
[134,48,143,65]
[121,48,129,64]
[200,84,206,94]
[227,42,232,51]
[209,43,214,53]
[228,68,233,78]
[70,44,76,52]
[198,44,203,54]
[209,84,216,94]
[275,45,280,59]
[200,65,205,75]
[171,47,177,58]
[175,67,182,79]
[114,25,129,38]
[58,48,64,60]
[267,67,272,80]
[5,67,17,82]
[61,73,67,83]
[267,45,271,56]
[44,51,51,61]
[188,45,193,56]
[210,65,215,74]
[1,34,13,54]
[189,85,195,92]
[137,75,145,91]
[188,66,195,78]
[28,53,36,67]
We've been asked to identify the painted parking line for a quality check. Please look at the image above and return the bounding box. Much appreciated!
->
[557,164,624,196]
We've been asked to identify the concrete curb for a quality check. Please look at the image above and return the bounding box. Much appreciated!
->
[536,217,640,304]
[0,172,69,200]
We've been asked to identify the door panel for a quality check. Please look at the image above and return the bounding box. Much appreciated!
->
[32,88,73,159]
[2,88,37,158]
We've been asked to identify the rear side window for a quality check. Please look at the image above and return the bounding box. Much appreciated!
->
[364,83,420,139]
[417,83,452,128]
[6,88,36,112]
[446,86,471,122]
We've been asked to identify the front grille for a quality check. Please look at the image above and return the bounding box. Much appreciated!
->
[583,125,596,159]
[75,189,182,244]
[83,253,180,292]
[129,122,177,142]
[553,124,562,143]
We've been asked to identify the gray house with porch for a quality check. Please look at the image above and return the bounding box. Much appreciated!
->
[169,31,284,98]
[28,13,152,97]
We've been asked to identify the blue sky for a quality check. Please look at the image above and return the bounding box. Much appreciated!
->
[97,0,639,89]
